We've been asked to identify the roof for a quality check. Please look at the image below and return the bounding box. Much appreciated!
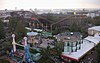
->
[56,32,81,42]
[25,27,32,31]
[34,29,42,32]
[58,32,81,37]
[61,36,100,61]
[31,17,37,20]
[88,26,100,31]
[59,36,79,42]
[27,32,38,36]
[39,39,54,48]
[84,36,100,44]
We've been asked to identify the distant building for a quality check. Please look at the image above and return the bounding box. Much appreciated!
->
[55,32,82,62]
[58,32,82,52]
[87,11,100,18]
[11,10,33,18]
[88,26,100,35]
[0,10,13,18]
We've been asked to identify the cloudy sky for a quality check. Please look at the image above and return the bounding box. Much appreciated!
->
[0,0,100,10]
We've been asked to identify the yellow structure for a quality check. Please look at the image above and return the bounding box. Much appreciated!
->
[74,12,76,15]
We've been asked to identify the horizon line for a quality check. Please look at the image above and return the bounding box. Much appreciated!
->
[0,8,100,10]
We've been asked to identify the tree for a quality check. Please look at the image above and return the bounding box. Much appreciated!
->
[38,48,54,63]
[96,43,100,62]
[69,22,78,32]
[9,17,18,32]
[46,13,57,23]
[53,41,64,56]
[15,19,27,40]
[94,16,100,26]
[0,20,5,39]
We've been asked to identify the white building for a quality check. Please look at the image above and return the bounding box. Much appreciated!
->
[61,31,100,63]
[87,12,100,18]
[88,26,100,35]
[0,10,13,18]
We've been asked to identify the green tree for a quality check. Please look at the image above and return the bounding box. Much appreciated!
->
[15,20,27,40]
[0,20,5,39]
[96,43,100,62]
[94,16,100,26]
[38,48,54,63]
[54,41,64,56]
[46,13,57,23]
[9,17,18,32]
[69,22,78,32]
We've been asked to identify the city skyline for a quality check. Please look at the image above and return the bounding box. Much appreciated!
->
[0,0,100,10]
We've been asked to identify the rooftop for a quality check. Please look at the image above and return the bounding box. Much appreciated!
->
[56,32,81,42]
[60,36,79,42]
[88,26,100,31]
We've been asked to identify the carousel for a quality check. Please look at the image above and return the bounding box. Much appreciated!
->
[27,31,38,46]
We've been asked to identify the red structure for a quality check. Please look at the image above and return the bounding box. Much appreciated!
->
[31,17,37,20]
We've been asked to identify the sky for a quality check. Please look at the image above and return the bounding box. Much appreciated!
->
[0,0,100,10]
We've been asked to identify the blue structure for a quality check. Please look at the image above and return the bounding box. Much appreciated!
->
[24,46,33,63]
[10,34,41,63]
[9,48,14,57]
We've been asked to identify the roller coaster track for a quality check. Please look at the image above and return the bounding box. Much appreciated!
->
[51,15,89,33]
[49,15,74,33]
[51,15,74,26]
[35,14,88,32]
[36,16,53,24]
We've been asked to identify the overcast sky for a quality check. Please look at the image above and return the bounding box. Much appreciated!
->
[0,0,100,10]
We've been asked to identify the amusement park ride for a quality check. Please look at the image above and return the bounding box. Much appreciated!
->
[30,17,49,31]
[9,34,41,63]
[8,17,52,63]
